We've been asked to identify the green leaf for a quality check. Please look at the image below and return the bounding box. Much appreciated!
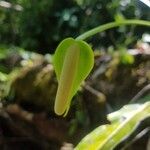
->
[75,102,150,150]
[53,38,94,116]
[120,52,134,64]
[114,13,125,23]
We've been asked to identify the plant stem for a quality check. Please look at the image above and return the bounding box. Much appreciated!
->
[76,19,150,41]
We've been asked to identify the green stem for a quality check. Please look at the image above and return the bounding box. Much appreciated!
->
[76,19,150,41]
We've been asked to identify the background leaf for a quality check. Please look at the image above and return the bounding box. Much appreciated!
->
[75,102,150,150]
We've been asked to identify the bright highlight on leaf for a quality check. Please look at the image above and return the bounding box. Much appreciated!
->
[53,38,94,116]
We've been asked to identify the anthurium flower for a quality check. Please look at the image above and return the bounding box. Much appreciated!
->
[53,38,94,116]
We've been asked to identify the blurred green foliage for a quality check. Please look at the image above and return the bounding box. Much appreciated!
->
[0,0,149,53]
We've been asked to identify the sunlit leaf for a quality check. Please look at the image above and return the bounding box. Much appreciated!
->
[75,102,150,150]
[53,38,94,116]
